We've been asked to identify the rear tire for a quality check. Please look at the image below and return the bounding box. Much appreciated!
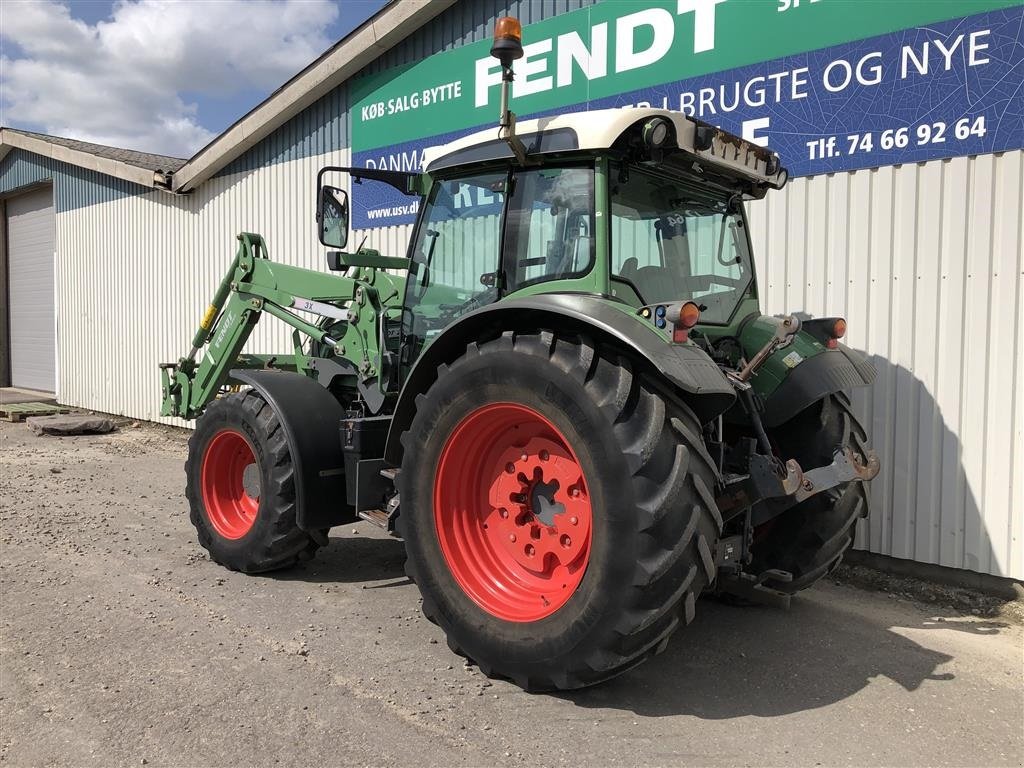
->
[398,331,722,690]
[185,391,324,573]
[750,392,871,593]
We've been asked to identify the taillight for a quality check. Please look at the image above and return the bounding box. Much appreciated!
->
[672,302,701,343]
[826,317,847,349]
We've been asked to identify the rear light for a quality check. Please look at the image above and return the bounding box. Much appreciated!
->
[672,302,701,343]
[826,317,847,349]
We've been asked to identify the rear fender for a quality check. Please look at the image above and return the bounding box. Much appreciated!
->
[384,294,736,464]
[230,370,354,530]
[759,344,876,427]
[736,316,876,427]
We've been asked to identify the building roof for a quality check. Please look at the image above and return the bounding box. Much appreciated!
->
[0,127,185,189]
[0,0,455,194]
[2,128,187,173]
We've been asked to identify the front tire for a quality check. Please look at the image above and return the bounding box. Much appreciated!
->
[185,391,324,573]
[398,331,722,690]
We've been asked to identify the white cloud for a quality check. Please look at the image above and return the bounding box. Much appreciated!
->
[0,0,340,158]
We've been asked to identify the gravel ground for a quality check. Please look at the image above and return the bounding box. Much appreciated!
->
[1,419,1021,767]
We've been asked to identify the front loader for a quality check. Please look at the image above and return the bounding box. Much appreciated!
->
[160,17,879,690]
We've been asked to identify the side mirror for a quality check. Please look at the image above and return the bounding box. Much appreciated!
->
[317,185,349,249]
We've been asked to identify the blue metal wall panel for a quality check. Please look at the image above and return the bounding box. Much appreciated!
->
[0,149,149,212]
[0,151,55,196]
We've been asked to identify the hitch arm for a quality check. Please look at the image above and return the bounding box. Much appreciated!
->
[716,446,880,524]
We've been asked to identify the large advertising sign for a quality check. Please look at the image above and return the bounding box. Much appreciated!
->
[351,0,1024,228]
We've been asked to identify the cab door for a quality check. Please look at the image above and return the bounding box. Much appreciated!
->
[502,165,596,293]
[401,171,508,362]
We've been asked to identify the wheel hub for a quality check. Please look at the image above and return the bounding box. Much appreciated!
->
[489,435,590,571]
[434,402,594,622]
[201,428,260,540]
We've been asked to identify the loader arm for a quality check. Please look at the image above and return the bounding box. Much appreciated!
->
[160,232,404,420]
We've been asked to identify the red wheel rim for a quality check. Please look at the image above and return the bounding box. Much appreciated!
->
[434,403,593,622]
[201,428,260,540]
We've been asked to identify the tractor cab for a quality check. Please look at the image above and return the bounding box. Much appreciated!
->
[316,106,790,383]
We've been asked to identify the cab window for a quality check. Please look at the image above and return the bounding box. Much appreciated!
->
[504,166,595,291]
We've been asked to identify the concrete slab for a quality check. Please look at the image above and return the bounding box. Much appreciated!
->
[26,414,116,435]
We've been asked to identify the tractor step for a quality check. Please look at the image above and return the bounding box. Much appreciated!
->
[357,485,400,533]
[358,508,390,529]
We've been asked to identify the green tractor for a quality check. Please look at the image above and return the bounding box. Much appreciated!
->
[160,19,878,691]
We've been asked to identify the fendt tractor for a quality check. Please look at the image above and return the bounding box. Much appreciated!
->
[161,18,879,690]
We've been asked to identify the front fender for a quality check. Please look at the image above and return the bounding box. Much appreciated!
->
[384,294,736,464]
[230,369,353,530]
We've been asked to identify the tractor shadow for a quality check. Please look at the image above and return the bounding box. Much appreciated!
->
[274,529,409,585]
[561,587,1005,719]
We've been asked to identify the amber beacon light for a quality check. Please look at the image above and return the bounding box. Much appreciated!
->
[491,17,524,66]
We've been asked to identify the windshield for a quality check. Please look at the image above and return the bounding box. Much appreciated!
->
[610,164,754,324]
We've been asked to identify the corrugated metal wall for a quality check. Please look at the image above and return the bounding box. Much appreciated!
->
[746,151,1023,580]
[51,148,350,422]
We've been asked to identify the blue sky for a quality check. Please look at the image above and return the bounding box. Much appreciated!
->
[1,0,389,157]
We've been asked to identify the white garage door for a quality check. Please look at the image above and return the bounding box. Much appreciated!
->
[6,186,56,393]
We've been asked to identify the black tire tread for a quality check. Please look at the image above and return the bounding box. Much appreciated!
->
[752,391,871,593]
[186,391,322,573]
[398,330,722,690]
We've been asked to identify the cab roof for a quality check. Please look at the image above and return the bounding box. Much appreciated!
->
[422,107,788,191]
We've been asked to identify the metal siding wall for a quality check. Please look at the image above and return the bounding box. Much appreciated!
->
[53,148,350,426]
[1,152,55,193]
[746,151,1023,579]
[216,86,349,177]
[1,149,150,211]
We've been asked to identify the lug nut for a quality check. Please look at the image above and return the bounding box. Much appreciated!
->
[525,544,535,557]
[569,516,578,525]
[505,463,515,474]
[539,449,549,461]
[509,533,517,543]
[570,488,580,497]
[499,508,508,518]
[560,535,572,548]
[521,452,528,461]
